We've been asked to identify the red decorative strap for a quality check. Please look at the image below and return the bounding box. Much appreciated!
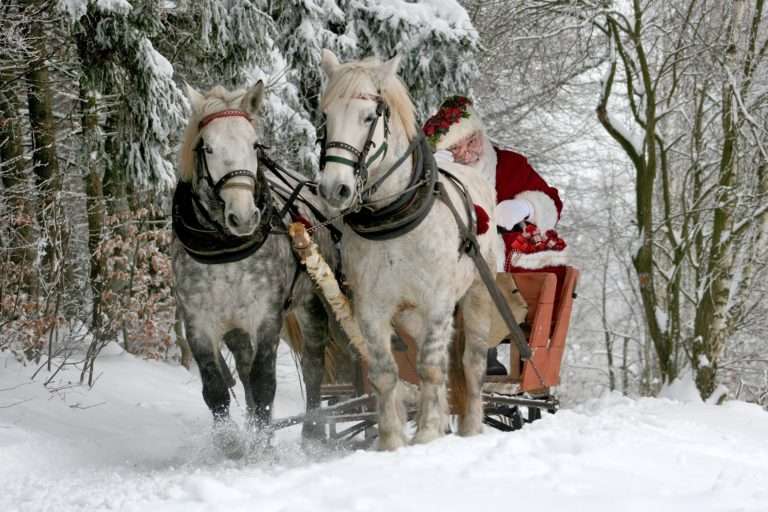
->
[198,110,252,129]
[353,93,382,102]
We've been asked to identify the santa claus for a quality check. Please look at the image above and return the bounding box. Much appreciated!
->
[424,96,568,375]
[424,96,568,275]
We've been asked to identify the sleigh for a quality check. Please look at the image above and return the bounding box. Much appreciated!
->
[273,266,579,444]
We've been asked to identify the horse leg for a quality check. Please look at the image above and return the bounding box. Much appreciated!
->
[361,313,407,450]
[248,324,279,430]
[222,328,255,411]
[185,321,231,419]
[293,295,329,442]
[458,278,492,436]
[185,320,244,457]
[412,307,453,444]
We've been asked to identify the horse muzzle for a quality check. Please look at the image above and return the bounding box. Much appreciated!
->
[225,207,261,237]
[318,176,354,210]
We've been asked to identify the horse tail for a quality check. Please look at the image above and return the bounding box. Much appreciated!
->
[283,310,346,383]
[283,311,304,356]
[448,310,468,418]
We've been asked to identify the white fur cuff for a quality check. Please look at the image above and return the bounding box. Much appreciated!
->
[514,190,559,231]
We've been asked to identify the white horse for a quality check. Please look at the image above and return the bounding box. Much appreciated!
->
[317,50,497,449]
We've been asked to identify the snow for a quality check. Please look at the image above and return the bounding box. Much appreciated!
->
[659,372,704,403]
[58,0,132,19]
[57,0,88,20]
[606,111,644,156]
[96,0,132,15]
[2,347,768,512]
[360,0,477,38]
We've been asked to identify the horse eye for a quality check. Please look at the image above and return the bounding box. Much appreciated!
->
[364,113,377,123]
[252,141,260,151]
[203,144,213,154]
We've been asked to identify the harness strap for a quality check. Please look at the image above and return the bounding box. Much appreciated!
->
[361,134,423,202]
[436,172,534,363]
[257,150,343,243]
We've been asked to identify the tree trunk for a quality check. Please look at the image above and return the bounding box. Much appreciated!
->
[79,79,107,329]
[25,19,61,272]
[0,71,36,274]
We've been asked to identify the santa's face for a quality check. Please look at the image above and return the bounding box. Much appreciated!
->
[447,131,483,165]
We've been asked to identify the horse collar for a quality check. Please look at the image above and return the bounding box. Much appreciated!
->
[342,136,438,241]
[172,176,276,265]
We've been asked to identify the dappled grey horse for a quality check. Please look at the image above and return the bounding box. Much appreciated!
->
[172,82,336,455]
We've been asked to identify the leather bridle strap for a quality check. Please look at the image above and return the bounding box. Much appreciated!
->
[199,109,252,129]
[360,133,422,201]
[195,109,259,200]
[320,97,389,188]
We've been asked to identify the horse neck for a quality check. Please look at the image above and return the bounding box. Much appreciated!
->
[366,128,414,207]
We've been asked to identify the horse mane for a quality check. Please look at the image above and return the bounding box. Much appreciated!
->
[178,85,252,182]
[320,58,417,142]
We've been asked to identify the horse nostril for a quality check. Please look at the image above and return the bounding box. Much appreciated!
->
[336,184,352,200]
[227,213,240,227]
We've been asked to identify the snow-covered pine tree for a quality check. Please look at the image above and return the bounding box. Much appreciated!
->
[266,0,478,174]
[64,0,187,194]
[344,0,479,118]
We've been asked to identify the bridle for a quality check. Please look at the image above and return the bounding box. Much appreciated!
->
[319,93,403,207]
[195,109,260,201]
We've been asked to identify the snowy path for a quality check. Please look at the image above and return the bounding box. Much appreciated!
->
[1,345,766,512]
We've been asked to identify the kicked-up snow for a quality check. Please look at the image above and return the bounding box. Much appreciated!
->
[1,344,766,512]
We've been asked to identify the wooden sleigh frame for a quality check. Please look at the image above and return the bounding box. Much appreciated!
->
[273,267,579,443]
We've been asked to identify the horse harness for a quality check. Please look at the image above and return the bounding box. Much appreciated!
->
[320,95,534,361]
[172,109,338,309]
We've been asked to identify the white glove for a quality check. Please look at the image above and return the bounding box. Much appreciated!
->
[496,199,533,230]
[433,149,454,162]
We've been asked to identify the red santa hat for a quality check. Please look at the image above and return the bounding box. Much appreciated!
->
[423,96,484,151]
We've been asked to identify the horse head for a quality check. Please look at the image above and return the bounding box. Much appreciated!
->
[317,50,417,211]
[180,82,266,237]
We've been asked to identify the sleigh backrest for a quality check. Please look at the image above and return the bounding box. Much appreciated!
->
[518,267,579,392]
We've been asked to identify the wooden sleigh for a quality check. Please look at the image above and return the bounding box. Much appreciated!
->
[273,267,579,443]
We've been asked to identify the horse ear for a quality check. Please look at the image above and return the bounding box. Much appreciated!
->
[321,49,340,77]
[240,80,265,117]
[378,55,402,81]
[185,83,205,113]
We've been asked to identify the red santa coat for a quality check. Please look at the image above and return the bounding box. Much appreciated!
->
[494,148,568,299]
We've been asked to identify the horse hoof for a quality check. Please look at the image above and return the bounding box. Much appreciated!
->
[458,420,484,437]
[412,427,443,445]
[377,432,407,451]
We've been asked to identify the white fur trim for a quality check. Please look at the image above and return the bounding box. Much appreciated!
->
[507,246,569,270]
[434,106,483,150]
[433,149,454,162]
[514,190,559,231]
[474,135,497,191]
[495,232,506,272]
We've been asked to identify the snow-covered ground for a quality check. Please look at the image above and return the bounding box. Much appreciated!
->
[1,344,766,512]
